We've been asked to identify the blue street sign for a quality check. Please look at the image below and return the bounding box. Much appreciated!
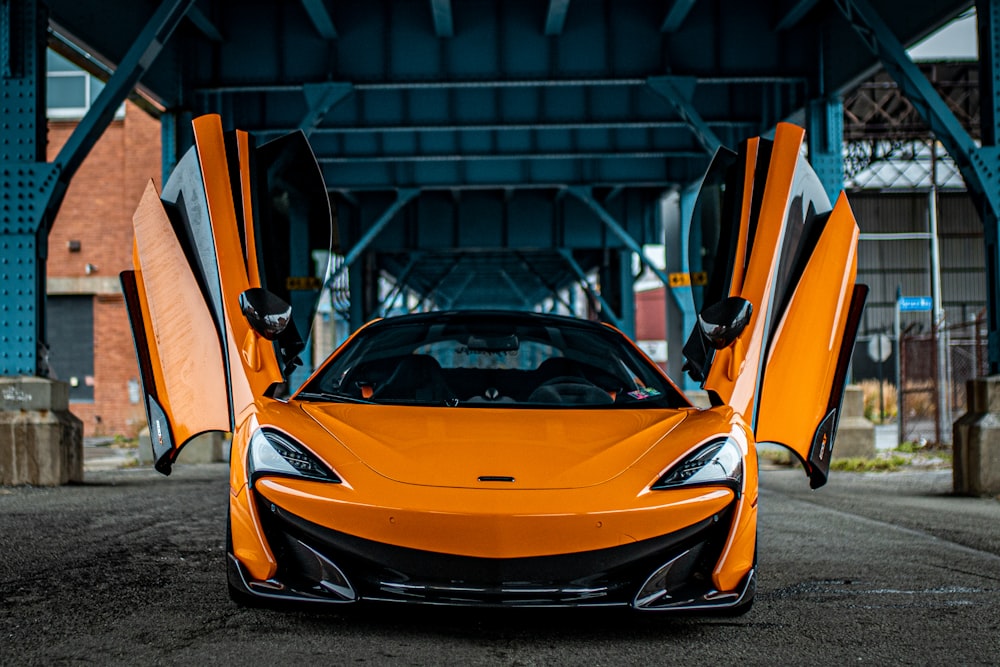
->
[898,296,932,312]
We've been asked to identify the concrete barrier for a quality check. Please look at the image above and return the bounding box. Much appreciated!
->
[137,428,227,466]
[832,384,876,458]
[0,377,83,485]
[953,376,1000,497]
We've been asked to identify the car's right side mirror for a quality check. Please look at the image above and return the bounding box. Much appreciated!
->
[697,296,753,350]
[239,288,292,340]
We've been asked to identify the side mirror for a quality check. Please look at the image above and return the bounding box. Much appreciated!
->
[239,288,292,340]
[698,296,752,350]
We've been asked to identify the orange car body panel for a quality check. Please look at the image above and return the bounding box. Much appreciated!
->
[130,180,230,445]
[192,116,283,415]
[704,123,805,417]
[229,399,752,581]
[754,192,860,455]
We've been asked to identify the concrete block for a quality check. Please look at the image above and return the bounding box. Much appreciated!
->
[953,376,1000,496]
[0,377,83,486]
[137,427,226,466]
[176,432,224,464]
[137,427,154,465]
[0,376,69,412]
[833,385,876,458]
[686,390,712,409]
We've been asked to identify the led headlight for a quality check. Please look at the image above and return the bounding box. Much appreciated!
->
[652,437,742,491]
[248,428,341,483]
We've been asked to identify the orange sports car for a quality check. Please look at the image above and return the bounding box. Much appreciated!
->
[122,116,865,613]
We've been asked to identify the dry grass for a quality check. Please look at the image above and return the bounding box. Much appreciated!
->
[860,379,898,423]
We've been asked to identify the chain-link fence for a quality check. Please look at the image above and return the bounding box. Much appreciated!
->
[899,312,987,445]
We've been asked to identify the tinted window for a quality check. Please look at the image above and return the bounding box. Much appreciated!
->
[301,314,687,409]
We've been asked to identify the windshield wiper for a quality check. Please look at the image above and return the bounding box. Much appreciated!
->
[293,390,374,405]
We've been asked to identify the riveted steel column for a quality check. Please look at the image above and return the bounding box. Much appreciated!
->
[979,0,1000,372]
[663,187,698,391]
[806,97,844,205]
[0,0,57,376]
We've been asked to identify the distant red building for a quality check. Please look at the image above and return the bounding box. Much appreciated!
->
[45,101,160,437]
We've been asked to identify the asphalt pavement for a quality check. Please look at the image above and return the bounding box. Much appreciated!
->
[1,462,998,665]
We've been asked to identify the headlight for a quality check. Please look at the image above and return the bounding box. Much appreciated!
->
[652,437,743,491]
[248,428,341,483]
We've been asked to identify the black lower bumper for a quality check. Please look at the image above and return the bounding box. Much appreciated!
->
[228,492,753,611]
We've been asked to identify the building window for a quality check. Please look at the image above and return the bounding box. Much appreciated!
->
[46,49,124,121]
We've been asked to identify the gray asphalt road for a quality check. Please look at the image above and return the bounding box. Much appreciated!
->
[2,464,998,665]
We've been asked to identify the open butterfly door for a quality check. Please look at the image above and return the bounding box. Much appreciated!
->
[683,123,868,488]
[121,115,332,474]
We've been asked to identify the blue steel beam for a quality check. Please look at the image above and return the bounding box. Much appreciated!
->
[53,0,195,224]
[300,0,337,39]
[545,0,572,35]
[187,4,222,41]
[498,270,534,309]
[514,254,577,313]
[660,0,698,32]
[328,189,419,286]
[646,76,724,156]
[981,0,999,149]
[429,0,453,38]
[806,97,845,204]
[833,0,1000,370]
[567,187,673,288]
[773,0,822,31]
[0,0,53,376]
[663,187,699,391]
[378,254,422,317]
[299,82,353,137]
[557,249,625,330]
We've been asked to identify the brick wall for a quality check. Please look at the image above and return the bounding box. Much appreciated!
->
[46,102,161,437]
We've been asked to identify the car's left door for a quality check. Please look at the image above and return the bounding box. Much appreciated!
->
[122,115,332,473]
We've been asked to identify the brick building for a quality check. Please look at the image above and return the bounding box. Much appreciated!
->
[46,99,160,437]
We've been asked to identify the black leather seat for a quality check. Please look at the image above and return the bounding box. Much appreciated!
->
[373,354,453,403]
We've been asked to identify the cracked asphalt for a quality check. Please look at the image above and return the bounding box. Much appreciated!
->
[2,463,999,665]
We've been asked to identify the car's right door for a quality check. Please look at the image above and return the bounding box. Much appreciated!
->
[684,123,868,488]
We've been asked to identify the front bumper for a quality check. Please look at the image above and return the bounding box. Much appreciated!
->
[227,493,754,611]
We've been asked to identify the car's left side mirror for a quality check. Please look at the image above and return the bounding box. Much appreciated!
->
[698,296,753,350]
[239,288,292,340]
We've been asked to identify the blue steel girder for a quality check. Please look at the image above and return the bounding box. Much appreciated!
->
[557,248,624,330]
[299,0,337,40]
[544,0,572,35]
[566,186,672,289]
[663,187,699,391]
[299,82,353,136]
[429,0,454,38]
[806,97,845,204]
[646,76,725,157]
[833,0,999,219]
[328,188,420,287]
[52,0,195,222]
[774,0,823,31]
[981,0,1000,148]
[186,5,223,42]
[660,0,698,32]
[1,0,53,376]
[833,0,1000,371]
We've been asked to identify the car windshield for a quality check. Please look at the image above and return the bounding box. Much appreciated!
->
[298,312,688,409]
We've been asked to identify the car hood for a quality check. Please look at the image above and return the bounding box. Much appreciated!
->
[298,404,689,490]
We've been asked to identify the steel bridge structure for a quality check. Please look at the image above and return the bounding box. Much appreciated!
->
[2,0,998,389]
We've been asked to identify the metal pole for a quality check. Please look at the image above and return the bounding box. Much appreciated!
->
[895,285,902,447]
[929,140,952,444]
